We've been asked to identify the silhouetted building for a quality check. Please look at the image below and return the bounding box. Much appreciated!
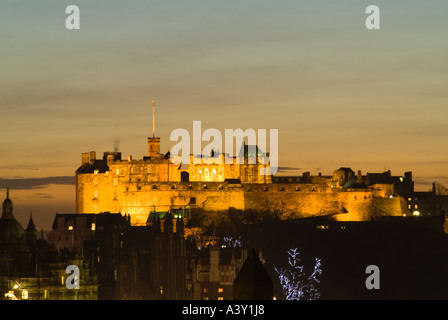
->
[0,188,31,278]
[0,190,97,300]
[192,245,247,300]
[405,183,448,218]
[47,212,129,299]
[116,210,188,299]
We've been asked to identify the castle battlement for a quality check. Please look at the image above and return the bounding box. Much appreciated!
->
[76,136,410,225]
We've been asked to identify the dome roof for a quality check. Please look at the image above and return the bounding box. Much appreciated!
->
[3,197,13,206]
[0,218,24,240]
[0,188,25,240]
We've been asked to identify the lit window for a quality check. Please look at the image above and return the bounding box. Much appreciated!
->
[68,226,73,231]
[91,223,96,231]
[218,288,224,293]
[415,204,418,209]
[218,297,224,300]
[116,169,120,175]
[408,205,411,209]
[408,198,412,201]
[203,288,208,293]
[203,297,209,300]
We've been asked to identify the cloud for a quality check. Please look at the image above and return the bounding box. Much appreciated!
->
[28,193,54,199]
[277,166,302,172]
[0,176,75,190]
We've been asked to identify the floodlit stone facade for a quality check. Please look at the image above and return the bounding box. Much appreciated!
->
[76,137,409,225]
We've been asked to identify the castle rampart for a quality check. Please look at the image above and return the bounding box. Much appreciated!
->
[76,145,409,225]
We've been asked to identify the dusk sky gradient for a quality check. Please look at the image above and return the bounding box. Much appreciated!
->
[1,0,447,229]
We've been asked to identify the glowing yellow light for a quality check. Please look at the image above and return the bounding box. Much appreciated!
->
[68,225,73,230]
[413,211,420,216]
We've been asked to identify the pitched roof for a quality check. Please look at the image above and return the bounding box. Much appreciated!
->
[76,160,109,174]
[233,248,273,300]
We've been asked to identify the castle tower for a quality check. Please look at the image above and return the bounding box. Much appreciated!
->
[148,137,161,158]
[148,99,161,158]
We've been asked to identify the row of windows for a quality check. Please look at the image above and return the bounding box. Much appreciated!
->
[203,287,224,293]
[203,287,225,300]
[63,223,96,232]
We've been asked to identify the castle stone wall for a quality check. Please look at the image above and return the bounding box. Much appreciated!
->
[76,151,409,226]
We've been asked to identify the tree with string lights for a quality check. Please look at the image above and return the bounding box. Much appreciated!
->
[274,248,322,300]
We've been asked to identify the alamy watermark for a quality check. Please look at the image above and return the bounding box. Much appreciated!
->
[65,5,380,31]
[169,121,278,175]
[365,265,380,290]
[65,265,80,289]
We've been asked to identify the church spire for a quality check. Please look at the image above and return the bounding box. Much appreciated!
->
[26,211,37,232]
[26,210,38,241]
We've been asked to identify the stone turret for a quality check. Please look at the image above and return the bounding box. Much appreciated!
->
[148,137,161,158]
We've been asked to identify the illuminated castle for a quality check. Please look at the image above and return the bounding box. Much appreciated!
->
[76,139,274,225]
[76,106,410,225]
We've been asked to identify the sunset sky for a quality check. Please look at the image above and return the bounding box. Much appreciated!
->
[1,0,447,229]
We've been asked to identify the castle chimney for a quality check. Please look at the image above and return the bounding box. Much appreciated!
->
[107,154,115,163]
[89,151,96,164]
[81,152,90,165]
[357,170,362,183]
[404,171,412,182]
